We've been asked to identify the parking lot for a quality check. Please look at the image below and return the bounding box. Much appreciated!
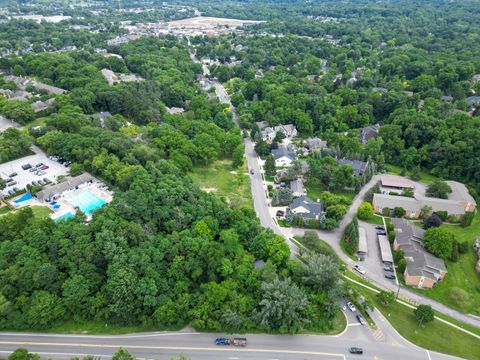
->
[0,145,69,197]
[0,116,21,132]
[355,220,398,286]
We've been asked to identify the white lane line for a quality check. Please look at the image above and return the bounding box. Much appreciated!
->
[426,350,432,360]
[347,323,362,327]
[228,357,240,360]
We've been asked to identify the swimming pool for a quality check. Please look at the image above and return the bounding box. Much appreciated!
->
[55,212,75,222]
[67,190,106,215]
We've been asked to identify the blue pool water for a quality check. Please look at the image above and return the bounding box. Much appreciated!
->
[14,192,32,203]
[55,212,75,222]
[67,190,106,215]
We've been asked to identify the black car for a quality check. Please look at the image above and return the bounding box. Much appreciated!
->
[8,181,17,186]
[276,210,285,217]
[349,347,363,354]
[356,314,366,325]
[22,164,32,170]
[377,231,387,236]
[375,226,385,230]
[385,274,396,280]
[31,181,38,186]
[9,172,17,177]
[43,177,50,183]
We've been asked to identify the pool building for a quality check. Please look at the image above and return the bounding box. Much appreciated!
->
[35,173,112,220]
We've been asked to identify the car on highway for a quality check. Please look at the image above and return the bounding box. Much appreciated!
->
[347,301,356,312]
[215,338,231,346]
[349,347,363,354]
[385,274,396,280]
[356,314,366,325]
[353,264,366,274]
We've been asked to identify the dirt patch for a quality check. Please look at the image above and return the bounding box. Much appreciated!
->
[201,187,218,193]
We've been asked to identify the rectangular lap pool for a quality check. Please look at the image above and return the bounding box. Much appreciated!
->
[67,189,106,215]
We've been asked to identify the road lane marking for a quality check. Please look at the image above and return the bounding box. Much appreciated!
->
[0,332,201,339]
[426,350,432,360]
[347,323,362,327]
[0,341,346,359]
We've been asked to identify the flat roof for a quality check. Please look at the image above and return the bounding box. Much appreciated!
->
[378,234,393,263]
[380,175,415,189]
[358,227,368,253]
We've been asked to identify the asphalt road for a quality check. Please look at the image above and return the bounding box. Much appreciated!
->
[0,307,463,360]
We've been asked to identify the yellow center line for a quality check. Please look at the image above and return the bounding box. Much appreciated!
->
[0,341,345,358]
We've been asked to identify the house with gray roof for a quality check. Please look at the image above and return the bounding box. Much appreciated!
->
[303,137,327,154]
[392,218,447,289]
[272,144,296,167]
[466,96,480,107]
[290,179,306,197]
[287,195,325,221]
[358,123,380,144]
[337,158,369,176]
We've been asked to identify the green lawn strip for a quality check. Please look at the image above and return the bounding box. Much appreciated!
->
[363,215,384,225]
[190,160,253,209]
[349,282,480,360]
[384,164,441,185]
[0,206,12,215]
[305,182,355,203]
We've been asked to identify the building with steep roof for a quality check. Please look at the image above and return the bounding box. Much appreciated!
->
[287,195,325,221]
[392,218,447,288]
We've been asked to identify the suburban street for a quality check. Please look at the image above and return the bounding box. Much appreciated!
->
[206,72,480,330]
[0,307,464,360]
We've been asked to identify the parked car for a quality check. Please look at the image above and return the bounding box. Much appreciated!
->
[347,301,356,312]
[37,171,46,176]
[353,264,366,274]
[37,179,44,185]
[384,265,394,272]
[376,231,387,236]
[31,181,38,186]
[21,164,32,170]
[215,338,231,346]
[7,189,14,195]
[40,165,49,170]
[12,187,18,192]
[29,168,37,172]
[64,161,71,167]
[385,274,396,280]
[9,172,17,177]
[356,314,366,325]
[7,181,17,186]
[6,178,14,184]
[43,178,50,183]
[35,163,44,168]
[276,210,285,217]
[250,169,254,175]
[349,347,363,354]
[375,226,385,230]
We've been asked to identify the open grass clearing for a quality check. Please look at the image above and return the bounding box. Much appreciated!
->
[384,164,440,185]
[190,159,252,209]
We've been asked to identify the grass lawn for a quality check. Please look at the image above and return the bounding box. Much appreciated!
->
[406,213,480,316]
[384,164,440,185]
[0,206,12,215]
[190,159,252,209]
[31,205,53,219]
[351,282,480,360]
[305,182,356,202]
[363,214,384,225]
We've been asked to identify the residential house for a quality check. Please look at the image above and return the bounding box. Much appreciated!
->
[290,179,306,197]
[373,180,476,218]
[358,123,381,144]
[258,123,298,142]
[441,95,454,103]
[303,137,327,154]
[466,96,480,108]
[337,158,369,176]
[272,144,296,167]
[392,218,447,289]
[287,196,325,221]
[31,98,55,112]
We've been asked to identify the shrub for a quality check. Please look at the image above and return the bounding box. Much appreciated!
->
[414,304,434,326]
[393,249,404,263]
[341,217,359,255]
[397,259,407,273]
[458,241,469,254]
[461,211,475,227]
[382,207,390,216]
[435,211,448,221]
[393,207,405,217]
[357,202,374,220]
[388,230,395,243]
[423,214,442,229]
[447,214,460,223]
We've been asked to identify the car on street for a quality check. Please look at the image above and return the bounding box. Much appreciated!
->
[385,274,396,280]
[384,265,394,272]
[375,226,385,230]
[356,314,366,325]
[347,301,356,312]
[376,231,387,235]
[249,169,254,175]
[349,347,363,354]
[215,338,231,346]
[353,264,366,274]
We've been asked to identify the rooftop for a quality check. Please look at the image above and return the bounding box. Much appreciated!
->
[380,175,415,189]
